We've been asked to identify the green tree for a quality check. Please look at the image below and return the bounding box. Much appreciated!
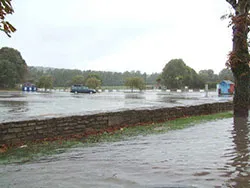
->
[146,73,161,86]
[199,69,218,83]
[161,59,203,89]
[27,66,162,88]
[218,68,234,81]
[226,0,250,117]
[125,77,145,92]
[84,73,102,84]
[156,76,162,89]
[0,47,27,88]
[37,75,53,91]
[85,77,101,89]
[0,59,16,88]
[198,69,219,89]
[0,0,16,37]
[70,75,85,85]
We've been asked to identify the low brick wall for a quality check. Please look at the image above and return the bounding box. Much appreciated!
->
[0,102,233,146]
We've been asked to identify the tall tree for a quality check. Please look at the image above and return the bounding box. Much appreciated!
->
[0,47,27,88]
[161,59,204,89]
[226,0,250,117]
[0,0,16,37]
[0,59,16,88]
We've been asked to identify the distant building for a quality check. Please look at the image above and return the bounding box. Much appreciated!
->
[218,80,234,95]
[22,82,37,92]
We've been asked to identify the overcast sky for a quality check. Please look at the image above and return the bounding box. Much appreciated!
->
[1,0,232,74]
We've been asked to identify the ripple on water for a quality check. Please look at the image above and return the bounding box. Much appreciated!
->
[1,118,250,187]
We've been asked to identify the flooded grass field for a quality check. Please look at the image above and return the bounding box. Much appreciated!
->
[0,90,232,123]
[1,117,249,187]
[1,90,249,187]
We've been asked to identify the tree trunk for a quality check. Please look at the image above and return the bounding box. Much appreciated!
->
[232,64,249,117]
[227,0,250,117]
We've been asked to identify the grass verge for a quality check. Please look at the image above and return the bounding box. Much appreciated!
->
[0,111,233,164]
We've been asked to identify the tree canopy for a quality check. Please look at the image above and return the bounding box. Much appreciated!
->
[27,67,160,87]
[198,69,218,83]
[70,75,85,86]
[125,77,145,91]
[25,65,235,90]
[218,68,234,81]
[85,77,101,89]
[37,75,53,91]
[0,47,27,88]
[161,59,204,89]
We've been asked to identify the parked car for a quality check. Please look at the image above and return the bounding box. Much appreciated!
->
[70,85,96,94]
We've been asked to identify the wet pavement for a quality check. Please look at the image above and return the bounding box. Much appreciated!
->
[1,117,250,187]
[0,90,232,123]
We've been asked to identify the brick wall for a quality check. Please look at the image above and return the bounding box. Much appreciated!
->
[0,102,233,146]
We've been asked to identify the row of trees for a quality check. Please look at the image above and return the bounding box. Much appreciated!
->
[28,64,233,90]
[28,66,159,88]
[123,59,234,91]
[160,59,233,89]
[35,74,102,91]
[0,47,234,90]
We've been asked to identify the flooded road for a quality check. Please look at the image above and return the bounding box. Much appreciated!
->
[1,117,249,187]
[0,90,231,123]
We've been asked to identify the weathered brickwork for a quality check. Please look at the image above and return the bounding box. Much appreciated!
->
[0,102,233,145]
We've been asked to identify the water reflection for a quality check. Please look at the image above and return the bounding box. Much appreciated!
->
[125,92,145,99]
[225,117,250,187]
[2,117,250,187]
[0,91,232,122]
[0,100,28,113]
[157,96,179,103]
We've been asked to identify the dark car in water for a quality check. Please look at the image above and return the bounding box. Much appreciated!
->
[70,85,96,94]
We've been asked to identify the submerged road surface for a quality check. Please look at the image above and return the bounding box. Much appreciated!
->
[1,118,249,187]
[0,91,231,122]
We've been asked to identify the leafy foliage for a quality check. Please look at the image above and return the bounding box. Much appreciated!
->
[26,65,236,90]
[125,77,146,91]
[198,69,218,83]
[37,75,53,90]
[218,68,234,81]
[85,77,101,89]
[0,47,27,88]
[28,67,159,88]
[225,0,250,117]
[161,59,204,89]
[0,0,16,37]
[198,69,219,89]
[0,59,16,88]
[70,75,85,85]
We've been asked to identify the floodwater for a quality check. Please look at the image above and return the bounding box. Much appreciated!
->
[0,90,232,123]
[1,117,250,187]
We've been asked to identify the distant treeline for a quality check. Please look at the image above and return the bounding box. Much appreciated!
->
[28,66,160,87]
[0,47,234,89]
[28,65,233,89]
